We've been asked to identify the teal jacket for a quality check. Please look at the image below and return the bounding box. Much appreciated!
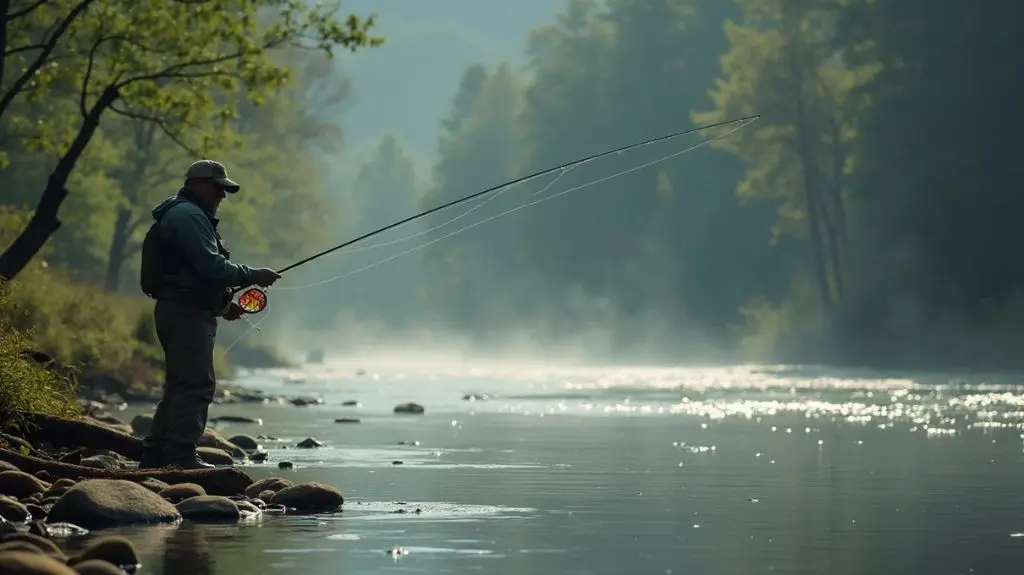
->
[151,188,255,309]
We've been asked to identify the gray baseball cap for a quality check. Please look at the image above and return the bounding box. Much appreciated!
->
[186,159,240,193]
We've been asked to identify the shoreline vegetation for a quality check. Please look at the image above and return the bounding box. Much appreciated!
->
[0,0,383,571]
[0,277,347,573]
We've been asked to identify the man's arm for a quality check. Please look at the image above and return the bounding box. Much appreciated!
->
[164,207,255,287]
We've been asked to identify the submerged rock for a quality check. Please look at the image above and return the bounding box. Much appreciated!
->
[296,438,324,449]
[208,415,262,425]
[68,559,124,575]
[28,521,89,538]
[67,535,139,570]
[0,532,65,558]
[46,479,181,529]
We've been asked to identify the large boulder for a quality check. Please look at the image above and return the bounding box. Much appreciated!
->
[46,479,181,529]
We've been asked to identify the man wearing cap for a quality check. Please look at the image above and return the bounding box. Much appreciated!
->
[138,160,281,470]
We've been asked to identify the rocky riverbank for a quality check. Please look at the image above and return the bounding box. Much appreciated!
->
[0,407,348,575]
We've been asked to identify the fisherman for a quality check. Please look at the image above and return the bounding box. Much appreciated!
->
[137,160,281,470]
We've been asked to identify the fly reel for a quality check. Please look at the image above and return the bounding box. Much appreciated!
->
[236,287,269,314]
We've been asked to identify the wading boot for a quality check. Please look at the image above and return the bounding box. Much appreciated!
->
[166,454,215,470]
[165,446,215,470]
[137,446,165,470]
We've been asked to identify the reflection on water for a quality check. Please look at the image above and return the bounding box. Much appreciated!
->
[64,364,1024,574]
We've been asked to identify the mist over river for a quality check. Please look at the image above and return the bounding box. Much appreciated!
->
[67,360,1024,574]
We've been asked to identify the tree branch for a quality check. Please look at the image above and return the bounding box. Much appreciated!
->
[107,103,202,156]
[3,42,48,56]
[8,0,49,20]
[0,0,8,92]
[0,0,97,119]
[116,35,290,89]
[79,30,115,118]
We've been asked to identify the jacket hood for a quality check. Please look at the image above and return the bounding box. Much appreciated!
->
[151,188,192,220]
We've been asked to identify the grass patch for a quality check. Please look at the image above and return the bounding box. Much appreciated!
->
[0,207,291,407]
[0,280,80,432]
[2,262,240,395]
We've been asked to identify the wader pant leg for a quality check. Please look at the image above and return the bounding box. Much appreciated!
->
[143,299,218,462]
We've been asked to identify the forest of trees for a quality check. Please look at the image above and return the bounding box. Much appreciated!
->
[308,0,1022,369]
[0,0,382,387]
[3,0,1021,372]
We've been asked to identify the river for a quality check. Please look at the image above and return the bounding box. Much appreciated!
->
[68,360,1024,574]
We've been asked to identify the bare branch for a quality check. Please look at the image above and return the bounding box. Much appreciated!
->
[117,35,290,88]
[107,103,202,157]
[80,30,113,118]
[8,0,49,20]
[4,42,49,56]
[0,0,8,91]
[0,0,98,119]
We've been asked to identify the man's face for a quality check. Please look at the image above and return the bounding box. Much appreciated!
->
[192,179,228,214]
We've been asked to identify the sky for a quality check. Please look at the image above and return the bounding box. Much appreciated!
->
[320,0,562,178]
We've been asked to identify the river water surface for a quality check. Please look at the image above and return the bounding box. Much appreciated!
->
[68,361,1024,574]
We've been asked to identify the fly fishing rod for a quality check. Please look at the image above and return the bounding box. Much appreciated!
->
[232,114,760,315]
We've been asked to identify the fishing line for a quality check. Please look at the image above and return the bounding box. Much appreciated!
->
[333,165,580,257]
[223,304,273,353]
[274,116,758,292]
[223,116,757,349]
[270,115,758,278]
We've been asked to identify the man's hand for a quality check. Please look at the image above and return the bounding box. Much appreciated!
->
[251,268,282,287]
[222,302,243,321]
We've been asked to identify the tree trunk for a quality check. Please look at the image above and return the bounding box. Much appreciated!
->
[790,51,833,308]
[0,85,120,280]
[104,207,132,291]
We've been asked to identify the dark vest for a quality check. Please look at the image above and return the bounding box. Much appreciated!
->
[155,191,234,313]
